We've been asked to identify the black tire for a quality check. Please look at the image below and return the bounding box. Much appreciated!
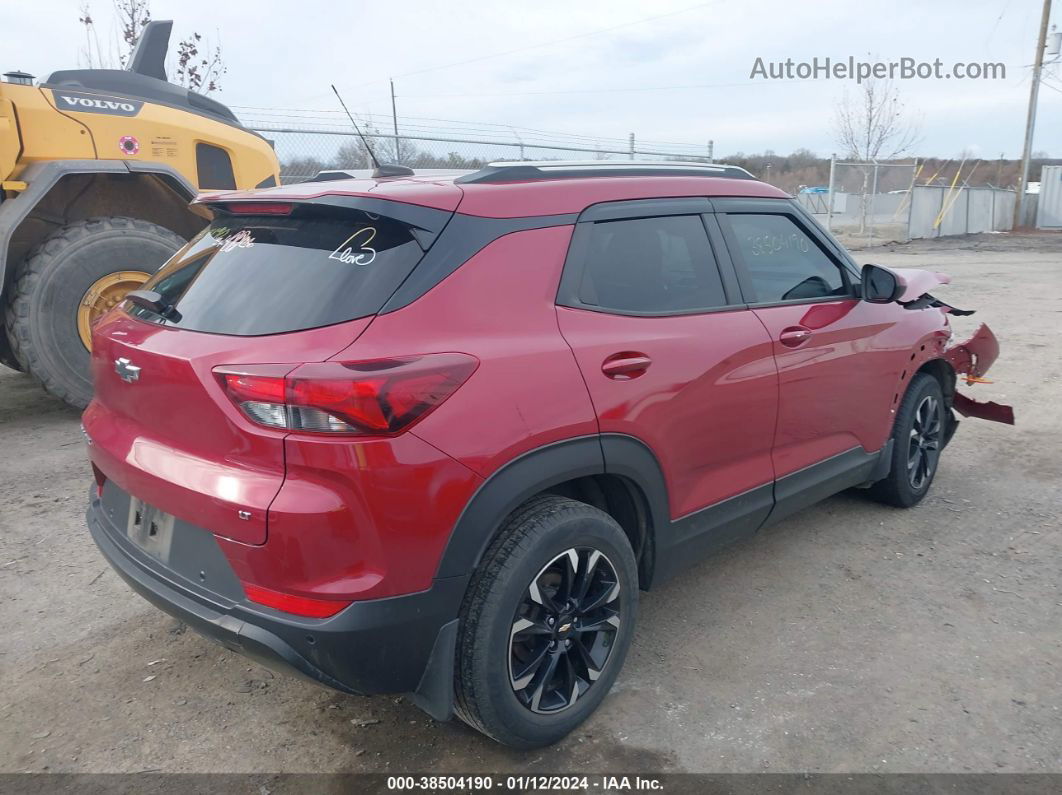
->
[869,372,947,508]
[0,334,22,372]
[454,495,638,748]
[4,217,185,409]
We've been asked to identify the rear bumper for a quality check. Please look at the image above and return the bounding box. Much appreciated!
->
[86,487,467,698]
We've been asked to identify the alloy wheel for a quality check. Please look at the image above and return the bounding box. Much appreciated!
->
[908,394,942,490]
[508,547,622,714]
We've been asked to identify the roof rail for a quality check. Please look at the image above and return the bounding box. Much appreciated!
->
[454,160,756,185]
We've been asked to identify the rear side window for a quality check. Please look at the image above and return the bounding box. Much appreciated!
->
[127,207,430,335]
[723,214,847,303]
[575,215,727,314]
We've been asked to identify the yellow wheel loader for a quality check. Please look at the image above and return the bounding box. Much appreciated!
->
[0,20,279,408]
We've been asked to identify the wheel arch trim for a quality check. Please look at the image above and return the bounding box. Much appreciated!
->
[433,433,673,581]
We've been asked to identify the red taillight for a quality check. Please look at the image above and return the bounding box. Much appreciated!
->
[219,202,293,215]
[223,372,288,404]
[214,354,478,436]
[242,583,350,618]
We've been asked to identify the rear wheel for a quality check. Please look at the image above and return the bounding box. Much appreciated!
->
[4,217,185,408]
[869,372,947,508]
[454,495,638,748]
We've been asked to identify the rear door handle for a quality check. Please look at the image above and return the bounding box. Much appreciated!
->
[779,326,812,348]
[601,352,652,379]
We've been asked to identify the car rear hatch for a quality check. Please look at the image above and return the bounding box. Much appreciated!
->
[84,194,456,545]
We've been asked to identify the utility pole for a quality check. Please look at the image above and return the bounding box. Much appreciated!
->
[628,133,635,161]
[1014,0,1052,228]
[390,78,401,164]
[707,139,714,163]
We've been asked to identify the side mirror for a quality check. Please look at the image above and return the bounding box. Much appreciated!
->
[861,264,902,304]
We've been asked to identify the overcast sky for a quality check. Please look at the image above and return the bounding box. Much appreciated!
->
[7,0,1061,159]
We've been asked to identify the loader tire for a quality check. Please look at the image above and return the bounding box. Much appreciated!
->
[4,217,185,409]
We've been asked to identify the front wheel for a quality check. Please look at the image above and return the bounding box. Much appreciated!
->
[869,372,947,508]
[454,495,638,748]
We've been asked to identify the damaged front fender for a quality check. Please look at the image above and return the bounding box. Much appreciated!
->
[944,323,999,379]
[944,324,1015,425]
[891,268,952,302]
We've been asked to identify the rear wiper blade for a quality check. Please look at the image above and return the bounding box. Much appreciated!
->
[125,289,182,322]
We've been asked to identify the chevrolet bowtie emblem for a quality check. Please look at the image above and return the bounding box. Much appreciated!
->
[114,357,141,383]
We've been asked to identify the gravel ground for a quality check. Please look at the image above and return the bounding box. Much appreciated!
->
[0,231,1059,775]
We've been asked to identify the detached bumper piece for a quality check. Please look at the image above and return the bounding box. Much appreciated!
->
[944,323,1015,426]
[952,393,1015,425]
[86,481,466,700]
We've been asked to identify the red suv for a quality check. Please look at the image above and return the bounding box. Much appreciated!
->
[83,161,1012,748]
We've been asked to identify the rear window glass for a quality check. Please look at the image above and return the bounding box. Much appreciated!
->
[127,207,429,335]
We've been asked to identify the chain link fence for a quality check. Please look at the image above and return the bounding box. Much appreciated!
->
[794,158,1020,246]
[250,125,716,183]
[824,159,918,245]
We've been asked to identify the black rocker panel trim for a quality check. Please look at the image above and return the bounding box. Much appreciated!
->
[608,438,888,584]
[766,445,885,528]
[436,434,890,589]
[601,434,772,586]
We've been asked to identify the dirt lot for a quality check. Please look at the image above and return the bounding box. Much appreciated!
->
[1,232,1060,775]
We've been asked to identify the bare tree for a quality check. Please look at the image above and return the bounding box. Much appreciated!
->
[75,2,225,94]
[114,0,152,67]
[78,5,107,68]
[833,79,920,232]
[173,32,226,94]
[834,78,919,162]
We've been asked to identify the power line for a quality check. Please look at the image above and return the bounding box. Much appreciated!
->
[393,79,801,98]
[248,123,709,156]
[237,109,710,149]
